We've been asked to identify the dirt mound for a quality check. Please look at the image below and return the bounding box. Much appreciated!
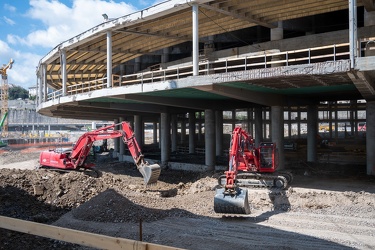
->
[0,151,374,249]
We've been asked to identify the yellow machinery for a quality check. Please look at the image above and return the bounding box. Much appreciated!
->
[0,58,14,136]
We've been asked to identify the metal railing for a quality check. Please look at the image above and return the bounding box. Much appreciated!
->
[46,43,351,101]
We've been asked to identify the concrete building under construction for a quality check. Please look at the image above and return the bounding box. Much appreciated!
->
[35,0,375,176]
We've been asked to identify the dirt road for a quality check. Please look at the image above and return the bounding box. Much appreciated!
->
[0,149,374,249]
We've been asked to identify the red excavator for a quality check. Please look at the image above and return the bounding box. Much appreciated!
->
[39,121,161,185]
[214,126,292,214]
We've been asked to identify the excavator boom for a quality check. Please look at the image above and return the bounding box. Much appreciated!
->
[39,122,160,185]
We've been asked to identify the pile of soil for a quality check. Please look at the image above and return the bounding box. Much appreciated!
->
[0,150,374,249]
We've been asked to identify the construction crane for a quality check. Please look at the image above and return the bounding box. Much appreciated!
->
[0,58,14,136]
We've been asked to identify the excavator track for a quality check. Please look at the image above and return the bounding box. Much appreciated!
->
[218,171,292,190]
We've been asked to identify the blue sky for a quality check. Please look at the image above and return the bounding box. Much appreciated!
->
[0,0,161,89]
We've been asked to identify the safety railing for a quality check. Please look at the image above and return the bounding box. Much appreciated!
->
[46,43,351,101]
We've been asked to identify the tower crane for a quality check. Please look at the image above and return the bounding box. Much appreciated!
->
[0,58,14,136]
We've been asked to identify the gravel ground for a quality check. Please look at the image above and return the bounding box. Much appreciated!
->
[0,148,374,249]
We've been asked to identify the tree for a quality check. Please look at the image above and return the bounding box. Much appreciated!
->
[9,86,29,100]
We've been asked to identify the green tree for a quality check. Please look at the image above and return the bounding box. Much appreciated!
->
[9,86,29,100]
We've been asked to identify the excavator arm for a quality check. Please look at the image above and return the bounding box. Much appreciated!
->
[39,122,161,185]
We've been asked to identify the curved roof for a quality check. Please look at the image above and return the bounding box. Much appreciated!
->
[38,0,364,90]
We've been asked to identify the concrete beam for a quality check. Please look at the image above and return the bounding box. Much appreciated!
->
[194,84,286,106]
[200,3,276,29]
[123,93,248,110]
[348,70,375,100]
[363,0,375,11]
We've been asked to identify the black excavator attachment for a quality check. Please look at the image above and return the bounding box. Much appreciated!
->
[214,187,250,214]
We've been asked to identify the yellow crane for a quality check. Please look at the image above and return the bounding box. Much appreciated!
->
[1,58,14,136]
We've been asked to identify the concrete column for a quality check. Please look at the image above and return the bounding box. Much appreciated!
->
[161,48,169,65]
[113,118,119,158]
[349,0,357,68]
[215,110,223,156]
[134,115,143,148]
[254,107,263,147]
[42,64,47,102]
[134,57,141,72]
[307,105,318,163]
[160,113,170,166]
[271,21,283,41]
[366,101,375,175]
[205,109,215,170]
[171,114,178,152]
[271,21,284,67]
[119,117,125,161]
[107,31,112,88]
[271,106,284,170]
[198,112,202,142]
[189,112,196,154]
[153,121,158,144]
[61,49,67,96]
[192,3,199,76]
[180,118,186,144]
[91,122,96,130]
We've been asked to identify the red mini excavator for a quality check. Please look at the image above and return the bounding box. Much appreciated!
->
[214,126,292,214]
[39,122,161,185]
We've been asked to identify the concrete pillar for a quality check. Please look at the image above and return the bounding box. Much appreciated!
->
[113,118,119,157]
[366,101,375,175]
[134,115,143,148]
[271,106,284,170]
[349,0,358,68]
[271,21,284,67]
[307,105,318,163]
[91,122,96,130]
[161,48,169,66]
[180,117,186,144]
[119,117,125,161]
[271,21,283,41]
[153,121,158,144]
[198,112,202,142]
[160,113,170,166]
[215,110,223,156]
[189,112,196,154]
[134,57,141,72]
[254,107,263,147]
[205,109,215,170]
[61,49,67,96]
[106,31,112,88]
[192,3,199,76]
[42,64,47,102]
[171,114,178,152]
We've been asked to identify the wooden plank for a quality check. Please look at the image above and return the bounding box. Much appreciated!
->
[0,216,182,250]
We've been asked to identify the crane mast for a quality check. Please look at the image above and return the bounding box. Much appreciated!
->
[0,58,14,136]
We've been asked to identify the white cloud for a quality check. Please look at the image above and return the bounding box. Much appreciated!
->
[4,4,16,12]
[14,0,137,48]
[0,39,41,88]
[3,16,15,25]
[2,1,142,88]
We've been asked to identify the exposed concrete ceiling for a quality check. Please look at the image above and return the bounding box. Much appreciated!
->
[39,0,366,90]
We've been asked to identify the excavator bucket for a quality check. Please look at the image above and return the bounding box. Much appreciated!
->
[214,187,250,214]
[138,163,161,185]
